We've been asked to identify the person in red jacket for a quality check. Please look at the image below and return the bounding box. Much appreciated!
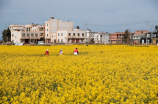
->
[45,49,49,56]
[74,48,79,55]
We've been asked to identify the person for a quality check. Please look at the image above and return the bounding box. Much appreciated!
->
[45,49,49,56]
[74,48,79,55]
[59,49,63,55]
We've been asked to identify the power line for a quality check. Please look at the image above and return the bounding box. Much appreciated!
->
[87,21,146,27]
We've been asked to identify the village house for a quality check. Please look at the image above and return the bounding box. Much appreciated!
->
[109,32,124,43]
[10,24,45,44]
[85,29,110,44]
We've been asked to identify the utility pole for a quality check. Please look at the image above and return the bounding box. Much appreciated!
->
[146,20,148,45]
[84,24,87,44]
[151,25,153,44]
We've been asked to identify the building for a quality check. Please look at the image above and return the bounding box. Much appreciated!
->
[10,24,44,44]
[109,32,124,43]
[45,17,73,44]
[132,30,149,44]
[57,28,85,44]
[134,30,149,35]
[85,29,110,44]
[10,17,74,44]
[100,32,110,44]
[152,32,158,44]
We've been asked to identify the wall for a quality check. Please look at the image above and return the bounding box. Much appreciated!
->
[11,31,21,43]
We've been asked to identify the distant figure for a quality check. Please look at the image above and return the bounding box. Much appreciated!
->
[74,48,79,55]
[45,49,49,56]
[59,49,63,55]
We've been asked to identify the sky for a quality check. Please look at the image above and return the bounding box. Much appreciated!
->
[0,0,158,40]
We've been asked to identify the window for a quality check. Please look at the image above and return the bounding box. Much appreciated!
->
[58,39,60,42]
[78,33,80,36]
[61,33,63,36]
[61,39,63,42]
[29,28,30,31]
[35,29,36,32]
[47,29,48,31]
[35,34,38,37]
[73,33,75,36]
[22,33,25,37]
[69,33,71,36]
[47,24,48,26]
[82,33,84,36]
[154,34,156,37]
[100,35,102,37]
[12,34,14,37]
[27,33,29,37]
[31,33,34,37]
[27,28,28,31]
[52,35,53,38]
[58,33,59,36]
[47,34,48,37]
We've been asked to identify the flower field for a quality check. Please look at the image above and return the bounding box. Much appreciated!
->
[0,45,158,104]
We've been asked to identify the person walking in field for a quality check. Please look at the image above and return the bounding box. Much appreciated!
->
[59,49,63,55]
[45,49,49,56]
[74,48,79,55]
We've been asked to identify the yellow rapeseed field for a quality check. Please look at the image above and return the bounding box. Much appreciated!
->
[0,45,158,104]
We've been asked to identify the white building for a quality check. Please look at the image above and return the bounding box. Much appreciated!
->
[45,17,73,44]
[57,28,85,44]
[10,17,87,45]
[85,29,110,44]
[10,24,44,44]
[100,32,110,44]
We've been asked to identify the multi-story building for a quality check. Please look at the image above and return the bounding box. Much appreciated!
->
[152,32,158,44]
[57,28,85,44]
[109,32,124,43]
[10,24,44,44]
[132,30,149,44]
[45,17,73,44]
[85,29,110,44]
[100,32,110,44]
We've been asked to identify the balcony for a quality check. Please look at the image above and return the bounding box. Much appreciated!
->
[40,33,44,38]
[13,27,24,30]
[39,29,44,31]
[67,36,85,39]
[21,35,39,39]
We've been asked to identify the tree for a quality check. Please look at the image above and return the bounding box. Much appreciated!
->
[2,29,7,43]
[2,27,11,43]
[123,29,130,44]
[6,27,11,41]
[90,38,94,44]
[76,26,80,29]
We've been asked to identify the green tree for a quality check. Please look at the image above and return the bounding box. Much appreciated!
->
[2,29,7,43]
[6,27,11,41]
[2,27,11,43]
[76,26,80,29]
[90,38,94,44]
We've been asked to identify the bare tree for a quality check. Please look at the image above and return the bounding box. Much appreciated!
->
[123,29,130,44]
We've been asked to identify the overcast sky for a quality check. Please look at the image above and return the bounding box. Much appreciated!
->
[0,0,158,40]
